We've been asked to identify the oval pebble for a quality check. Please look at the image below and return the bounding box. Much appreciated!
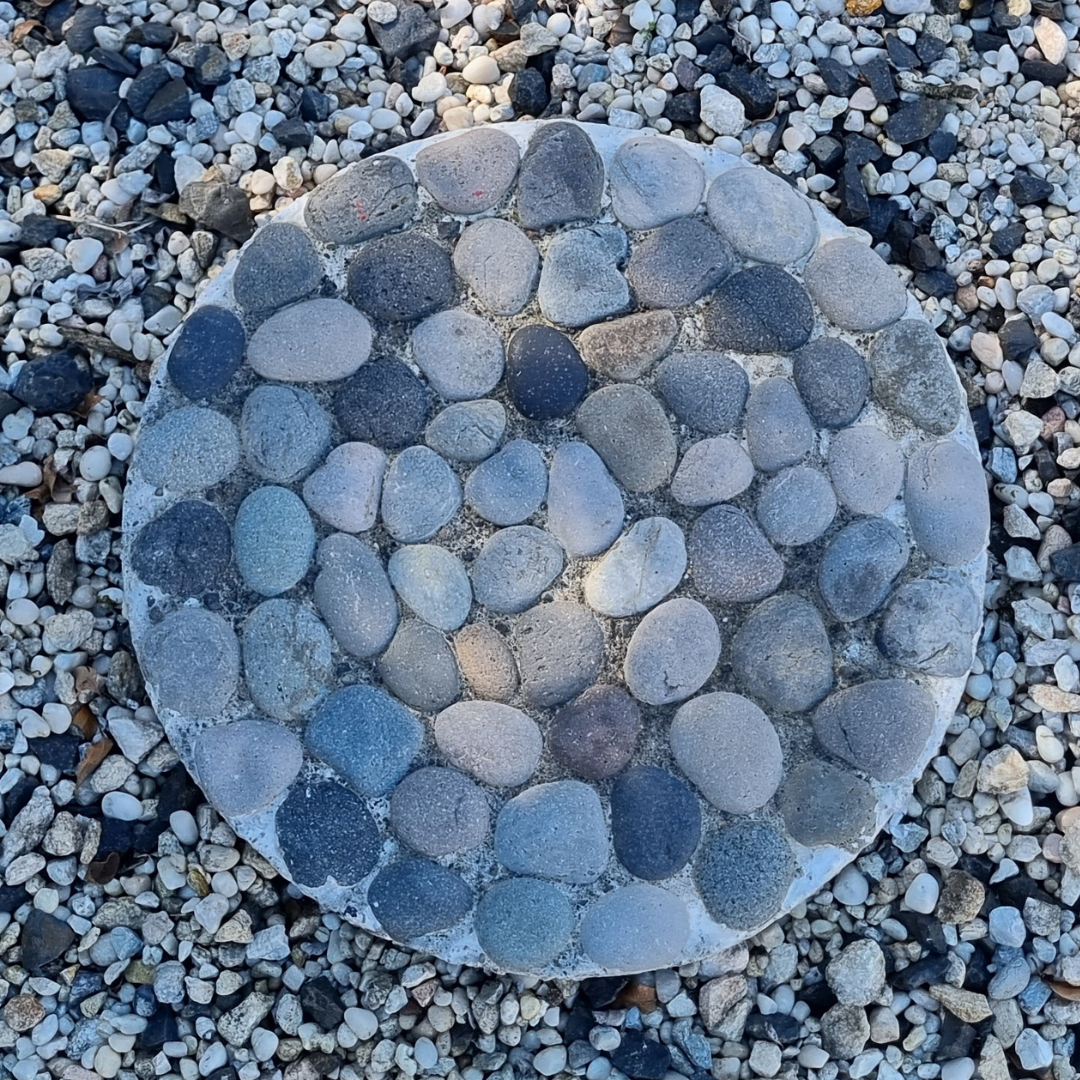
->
[303,154,417,245]
[671,436,755,506]
[545,442,624,557]
[453,218,539,316]
[745,377,814,472]
[670,691,782,813]
[779,759,877,850]
[827,426,904,516]
[610,135,705,230]
[610,766,701,880]
[505,325,589,421]
[623,598,720,705]
[548,685,641,780]
[167,305,245,402]
[247,298,373,382]
[434,700,542,786]
[688,505,783,604]
[578,309,678,382]
[135,406,239,493]
[755,465,837,546]
[131,500,231,597]
[415,126,520,214]
[627,217,733,309]
[390,767,490,857]
[580,883,690,972]
[334,358,431,450]
[367,860,474,941]
[425,399,507,463]
[706,267,814,354]
[585,517,686,617]
[792,337,869,429]
[877,575,980,677]
[475,877,574,972]
[388,544,472,631]
[513,601,604,708]
[377,620,461,712]
[381,446,462,543]
[242,600,332,721]
[232,222,322,317]
[818,518,909,622]
[314,533,399,658]
[471,526,564,614]
[803,237,907,332]
[346,232,456,323]
[453,624,519,701]
[302,442,386,533]
[233,486,315,597]
[411,309,505,401]
[656,352,750,436]
[465,439,547,526]
[240,385,331,484]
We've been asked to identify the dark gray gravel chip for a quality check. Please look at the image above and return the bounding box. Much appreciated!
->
[13,352,94,413]
[626,217,734,309]
[367,860,473,941]
[516,122,604,230]
[818,518,910,622]
[611,765,701,880]
[131,501,231,596]
[655,352,749,435]
[276,780,380,887]
[347,232,455,322]
[166,307,244,402]
[791,337,869,428]
[548,684,641,780]
[232,223,322,317]
[705,266,814,353]
[334,359,431,449]
[779,759,878,849]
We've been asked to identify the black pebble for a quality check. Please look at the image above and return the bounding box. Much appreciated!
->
[916,34,948,65]
[665,92,700,123]
[1010,170,1054,207]
[27,731,82,774]
[132,501,232,596]
[818,57,857,96]
[505,325,589,421]
[999,317,1039,361]
[885,34,920,70]
[276,780,381,888]
[69,969,106,1006]
[347,233,455,323]
[18,217,72,246]
[167,304,244,400]
[154,153,177,196]
[913,269,955,297]
[884,97,947,145]
[140,1011,180,1051]
[936,1014,977,1060]
[178,181,255,243]
[126,64,171,119]
[989,220,1025,257]
[300,976,346,1030]
[715,66,776,119]
[908,234,943,270]
[927,128,958,160]
[860,57,897,103]
[578,976,628,1009]
[65,66,125,121]
[13,352,93,412]
[699,43,734,77]
[334,358,430,449]
[808,135,842,170]
[190,43,232,86]
[611,1032,671,1080]
[273,117,312,148]
[128,22,177,48]
[89,48,138,76]
[367,0,440,60]
[142,79,191,125]
[1021,59,1067,84]
[892,953,951,989]
[509,67,550,116]
[844,133,882,166]
[611,765,701,880]
[300,87,332,122]
[64,5,105,53]
[744,1012,801,1044]
[837,159,869,226]
[0,885,27,914]
[21,909,76,971]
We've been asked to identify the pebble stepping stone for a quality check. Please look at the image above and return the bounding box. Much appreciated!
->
[126,121,989,980]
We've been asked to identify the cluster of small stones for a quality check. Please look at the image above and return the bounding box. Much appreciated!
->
[123,119,989,978]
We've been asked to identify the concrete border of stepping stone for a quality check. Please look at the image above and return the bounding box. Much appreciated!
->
[123,120,988,979]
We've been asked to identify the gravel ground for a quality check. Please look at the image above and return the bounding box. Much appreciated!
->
[3,0,1080,1078]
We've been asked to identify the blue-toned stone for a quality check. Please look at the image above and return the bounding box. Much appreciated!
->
[656,352,749,436]
[475,877,574,971]
[546,442,624,558]
[905,440,989,567]
[381,446,462,543]
[367,860,474,941]
[755,465,836,546]
[819,518,909,622]
[706,267,814,354]
[411,309,505,401]
[505,325,589,421]
[827,426,904,516]
[779,760,877,850]
[471,525,564,614]
[234,486,315,597]
[804,237,907,332]
[453,218,539,316]
[305,685,423,797]
[390,766,490,856]
[131,501,230,596]
[746,377,814,472]
[623,598,720,706]
[387,544,472,631]
[877,575,980,677]
[513,601,603,708]
[232,222,322,317]
[167,306,244,401]
[347,232,455,323]
[627,217,733,309]
[611,765,701,880]
[688,504,783,603]
[465,439,547,526]
[610,135,705,230]
[425,399,506,462]
[240,385,332,484]
[538,226,631,328]
[580,883,690,972]
[135,406,240,494]
[314,533,399,659]
[792,337,869,429]
[276,779,380,887]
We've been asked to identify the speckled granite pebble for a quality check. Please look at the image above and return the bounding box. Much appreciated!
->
[465,439,547,526]
[688,505,783,604]
[610,766,700,880]
[233,486,315,597]
[347,232,455,323]
[514,601,603,708]
[435,700,542,787]
[453,218,539,316]
[416,126,519,214]
[240,385,331,484]
[232,222,322,317]
[334,359,431,450]
[453,624,519,702]
[314,533,399,659]
[609,135,704,230]
[390,766,490,857]
[706,267,814,354]
[475,877,574,972]
[779,760,877,850]
[367,860,473,941]
[516,122,603,230]
[425,399,506,462]
[792,338,869,429]
[135,406,239,493]
[656,352,749,436]
[580,883,690,971]
[377,620,461,712]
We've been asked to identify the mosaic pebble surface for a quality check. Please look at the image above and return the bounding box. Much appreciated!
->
[123,120,990,978]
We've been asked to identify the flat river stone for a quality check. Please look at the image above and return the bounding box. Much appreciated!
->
[247,298,372,382]
[623,598,721,705]
[435,700,542,787]
[314,533,399,658]
[585,517,686,617]
[546,442,624,557]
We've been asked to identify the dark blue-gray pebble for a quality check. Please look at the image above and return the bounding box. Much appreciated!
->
[611,765,701,880]
[305,684,423,798]
[232,222,323,317]
[792,337,869,429]
[347,232,455,323]
[131,500,231,597]
[276,779,380,887]
[367,859,474,941]
[656,352,749,435]
[706,266,814,354]
[626,217,733,309]
[819,518,910,622]
[167,305,244,401]
[506,325,589,421]
[475,877,574,971]
[334,359,431,449]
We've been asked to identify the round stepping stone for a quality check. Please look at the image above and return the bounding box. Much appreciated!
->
[779,760,877,850]
[380,446,461,543]
[623,598,720,706]
[193,719,303,818]
[548,685,641,780]
[141,607,239,718]
[425,400,506,462]
[755,465,837,546]
[134,406,239,493]
[656,352,749,436]
[689,505,784,604]
[580,883,690,972]
[334,358,431,449]
[303,155,417,245]
[302,442,386,533]
[730,594,833,714]
[305,684,423,797]
[494,780,609,883]
[131,501,230,596]
[877,576,980,677]
[610,766,700,880]
[819,518,910,622]
[390,767,490,857]
[347,232,455,323]
[242,600,332,721]
[905,440,990,566]
[585,517,686,617]
[232,222,322,317]
[610,135,705,230]
[867,319,963,435]
[626,217,733,308]
[695,820,795,930]
[576,385,677,493]
[671,437,755,506]
[706,167,817,265]
[465,439,547,526]
[434,700,542,787]
[240,385,331,484]
[314,533,399,659]
[411,309,504,401]
[670,691,783,813]
[126,120,989,980]
[577,310,677,382]
[453,218,539,316]
[377,620,461,712]
[803,237,907,332]
[792,337,869,429]
[471,526,563,614]
[475,877,574,971]
[706,266,814,354]
[415,127,519,213]
[546,442,624,558]
[812,679,936,781]
[368,860,474,941]
[167,305,244,401]
[505,325,589,421]
[538,226,631,328]
[513,601,603,708]
[247,298,373,382]
[516,121,603,230]
[827,427,904,516]
[388,544,472,631]
[276,779,381,887]
[453,624,519,701]
[233,486,315,597]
